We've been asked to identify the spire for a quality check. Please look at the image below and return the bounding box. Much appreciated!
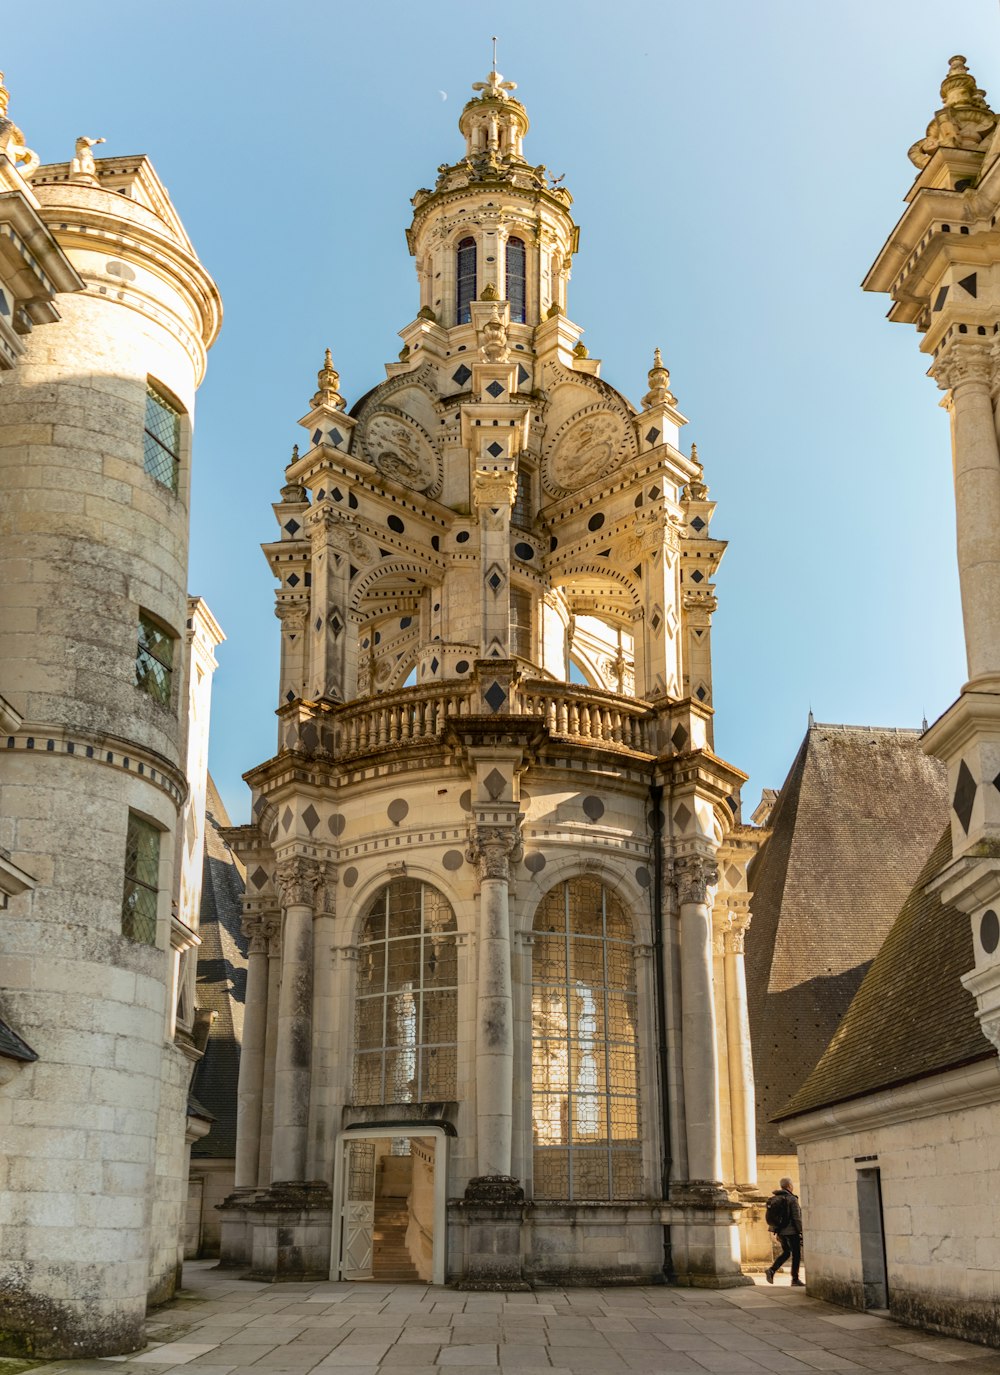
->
[685,442,709,501]
[908,55,997,168]
[643,347,676,409]
[310,348,345,412]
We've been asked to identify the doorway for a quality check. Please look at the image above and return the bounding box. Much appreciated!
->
[332,1127,449,1284]
[856,1166,889,1309]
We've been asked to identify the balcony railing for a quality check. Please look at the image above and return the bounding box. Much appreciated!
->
[278,677,671,762]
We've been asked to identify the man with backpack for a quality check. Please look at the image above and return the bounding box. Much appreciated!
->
[765,1177,804,1286]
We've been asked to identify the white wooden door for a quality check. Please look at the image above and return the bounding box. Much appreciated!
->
[340,1140,376,1279]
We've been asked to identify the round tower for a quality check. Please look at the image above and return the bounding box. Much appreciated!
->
[0,128,220,1356]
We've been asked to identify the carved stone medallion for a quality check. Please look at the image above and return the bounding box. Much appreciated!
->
[364,410,440,494]
[544,410,622,495]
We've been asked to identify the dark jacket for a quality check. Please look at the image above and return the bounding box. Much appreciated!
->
[772,1188,802,1237]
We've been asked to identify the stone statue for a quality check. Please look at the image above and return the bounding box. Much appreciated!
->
[70,135,105,182]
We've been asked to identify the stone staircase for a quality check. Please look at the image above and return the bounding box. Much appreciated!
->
[372,1200,420,1282]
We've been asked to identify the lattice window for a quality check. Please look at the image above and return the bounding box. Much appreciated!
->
[511,585,533,659]
[352,879,458,1105]
[135,610,174,705]
[512,467,533,530]
[456,237,477,325]
[506,237,526,323]
[143,383,182,493]
[531,877,643,1200]
[122,811,160,945]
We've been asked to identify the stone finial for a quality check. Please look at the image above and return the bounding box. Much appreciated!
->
[0,71,40,177]
[311,348,346,412]
[908,55,997,168]
[642,346,677,409]
[480,305,509,363]
[479,281,499,301]
[281,445,306,503]
[684,442,709,501]
[572,340,589,359]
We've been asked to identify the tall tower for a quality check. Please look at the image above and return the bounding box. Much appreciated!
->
[864,57,1000,1057]
[224,68,757,1289]
[0,80,221,1354]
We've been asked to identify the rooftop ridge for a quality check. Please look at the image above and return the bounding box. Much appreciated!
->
[809,721,924,735]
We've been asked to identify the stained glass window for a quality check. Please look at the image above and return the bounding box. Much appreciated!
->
[352,879,458,1105]
[506,237,526,323]
[143,383,182,493]
[122,811,160,945]
[532,877,643,1200]
[135,611,174,705]
[457,237,477,325]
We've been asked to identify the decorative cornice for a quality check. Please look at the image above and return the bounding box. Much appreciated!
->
[2,722,187,809]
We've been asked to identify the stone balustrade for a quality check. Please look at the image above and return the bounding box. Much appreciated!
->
[276,677,676,763]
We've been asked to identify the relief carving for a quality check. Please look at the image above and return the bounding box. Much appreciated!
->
[364,410,441,493]
[544,409,622,495]
[274,856,323,909]
[467,825,523,883]
[674,855,719,907]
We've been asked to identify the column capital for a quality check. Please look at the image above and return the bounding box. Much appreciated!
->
[931,341,994,392]
[724,909,752,955]
[468,824,523,883]
[243,910,277,955]
[674,854,719,907]
[274,855,323,908]
[473,465,517,508]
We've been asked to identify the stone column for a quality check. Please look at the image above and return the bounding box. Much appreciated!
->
[258,922,282,1186]
[676,856,722,1183]
[467,825,521,1184]
[233,912,273,1191]
[307,868,337,1184]
[723,909,757,1189]
[472,465,517,658]
[271,856,321,1185]
[932,343,1000,686]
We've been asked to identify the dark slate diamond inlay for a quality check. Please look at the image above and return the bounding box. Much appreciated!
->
[690,569,704,583]
[312,428,323,445]
[281,807,293,832]
[695,685,708,701]
[330,428,344,446]
[332,487,343,502]
[487,441,504,458]
[645,427,660,444]
[285,689,296,702]
[302,804,320,833]
[284,519,301,535]
[671,724,688,750]
[487,571,503,592]
[484,680,507,713]
[485,380,505,398]
[452,364,472,385]
[484,768,506,800]
[287,573,300,587]
[251,866,268,890]
[690,515,706,531]
[650,613,661,631]
[430,656,439,674]
[954,759,977,834]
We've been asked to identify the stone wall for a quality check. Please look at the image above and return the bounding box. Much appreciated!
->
[794,1075,1000,1346]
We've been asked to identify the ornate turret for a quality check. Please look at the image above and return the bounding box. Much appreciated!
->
[908,55,997,167]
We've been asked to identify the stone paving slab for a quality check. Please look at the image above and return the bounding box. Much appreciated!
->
[28,1263,1000,1375]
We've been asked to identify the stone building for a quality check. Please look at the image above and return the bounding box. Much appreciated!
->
[777,56,1000,1345]
[221,67,761,1289]
[0,75,224,1355]
[745,722,948,1191]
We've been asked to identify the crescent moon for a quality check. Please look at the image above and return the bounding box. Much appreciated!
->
[439,90,448,101]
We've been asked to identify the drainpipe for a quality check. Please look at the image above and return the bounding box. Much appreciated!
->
[649,781,673,1279]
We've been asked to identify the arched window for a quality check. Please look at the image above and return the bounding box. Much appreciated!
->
[352,878,458,1105]
[506,237,526,323]
[531,877,642,1200]
[456,237,477,325]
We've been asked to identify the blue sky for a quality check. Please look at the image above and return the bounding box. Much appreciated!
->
[7,1,998,823]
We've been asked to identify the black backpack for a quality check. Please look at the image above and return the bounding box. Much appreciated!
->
[765,1192,790,1232]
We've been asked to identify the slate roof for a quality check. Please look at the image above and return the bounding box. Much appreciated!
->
[746,723,949,1155]
[777,828,992,1120]
[0,1017,37,1062]
[190,775,247,1159]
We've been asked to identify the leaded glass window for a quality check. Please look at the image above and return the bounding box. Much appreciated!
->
[506,236,526,323]
[456,236,477,325]
[135,611,174,705]
[352,879,458,1105]
[512,468,533,530]
[511,585,532,659]
[532,877,642,1201]
[122,811,160,945]
[143,383,182,493]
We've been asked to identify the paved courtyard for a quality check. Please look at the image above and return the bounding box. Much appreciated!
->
[39,1262,1000,1375]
